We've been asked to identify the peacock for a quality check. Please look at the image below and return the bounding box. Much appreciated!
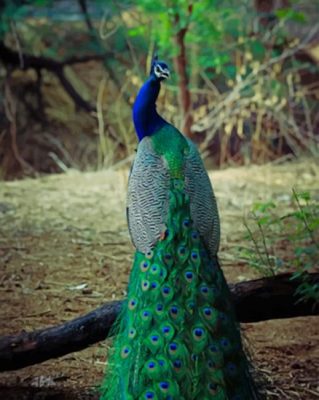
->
[100,56,259,400]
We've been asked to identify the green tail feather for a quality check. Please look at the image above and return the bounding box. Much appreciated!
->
[100,180,258,400]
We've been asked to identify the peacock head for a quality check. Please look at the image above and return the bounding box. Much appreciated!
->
[150,55,170,81]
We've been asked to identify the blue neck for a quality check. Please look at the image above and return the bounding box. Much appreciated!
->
[133,76,167,141]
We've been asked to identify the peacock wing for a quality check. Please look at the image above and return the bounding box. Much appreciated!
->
[127,136,170,254]
[184,139,220,257]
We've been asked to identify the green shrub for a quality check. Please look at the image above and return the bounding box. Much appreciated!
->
[239,190,319,303]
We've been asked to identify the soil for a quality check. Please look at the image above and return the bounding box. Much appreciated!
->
[0,158,318,399]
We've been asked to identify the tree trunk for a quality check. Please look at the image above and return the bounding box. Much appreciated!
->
[172,5,194,139]
[0,273,317,372]
[173,28,194,139]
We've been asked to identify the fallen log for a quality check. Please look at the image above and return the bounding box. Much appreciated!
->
[0,300,121,373]
[0,273,318,372]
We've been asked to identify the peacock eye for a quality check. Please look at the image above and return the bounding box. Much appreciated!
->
[155,65,161,73]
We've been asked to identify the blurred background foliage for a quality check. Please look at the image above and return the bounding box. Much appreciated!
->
[0,0,318,179]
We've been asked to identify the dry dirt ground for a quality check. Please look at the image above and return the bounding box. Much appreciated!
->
[0,158,318,399]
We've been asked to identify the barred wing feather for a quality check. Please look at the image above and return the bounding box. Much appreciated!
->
[127,137,170,254]
[184,139,220,257]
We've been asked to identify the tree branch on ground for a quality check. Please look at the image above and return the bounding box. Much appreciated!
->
[0,273,317,372]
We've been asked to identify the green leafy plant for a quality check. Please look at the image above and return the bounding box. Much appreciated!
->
[122,0,319,163]
[239,190,319,303]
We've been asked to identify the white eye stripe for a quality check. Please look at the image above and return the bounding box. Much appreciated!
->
[154,64,170,78]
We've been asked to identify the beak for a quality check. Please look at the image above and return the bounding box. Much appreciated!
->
[161,69,170,79]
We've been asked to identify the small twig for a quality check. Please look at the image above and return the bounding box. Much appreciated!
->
[10,20,24,69]
[48,153,69,173]
[99,9,119,40]
[300,89,314,139]
[43,132,78,169]
[96,76,108,168]
[110,154,135,170]
[292,189,319,250]
[199,70,221,97]
[243,218,270,275]
[4,78,34,172]
[253,212,275,273]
